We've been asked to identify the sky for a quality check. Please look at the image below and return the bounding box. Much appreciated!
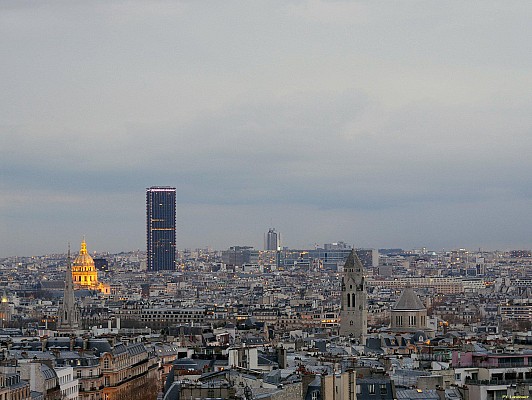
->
[1,1,532,256]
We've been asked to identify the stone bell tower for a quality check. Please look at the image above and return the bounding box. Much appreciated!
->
[339,249,367,343]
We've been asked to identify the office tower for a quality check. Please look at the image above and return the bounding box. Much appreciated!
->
[339,249,367,343]
[265,228,280,251]
[146,186,176,272]
[93,258,109,273]
[324,241,351,251]
[57,246,80,333]
[221,246,257,267]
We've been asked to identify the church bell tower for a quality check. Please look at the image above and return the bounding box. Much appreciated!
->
[339,249,367,343]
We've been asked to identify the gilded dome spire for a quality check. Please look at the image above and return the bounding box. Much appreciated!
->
[80,238,88,255]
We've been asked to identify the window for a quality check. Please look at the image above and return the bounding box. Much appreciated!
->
[368,384,375,394]
[380,384,387,394]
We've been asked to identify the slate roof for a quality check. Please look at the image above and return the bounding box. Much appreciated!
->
[257,354,277,366]
[30,391,44,400]
[173,358,198,369]
[111,343,128,356]
[127,343,146,356]
[154,343,179,356]
[304,376,322,400]
[40,364,57,380]
[88,339,113,355]
[162,381,181,400]
[445,387,463,399]
[393,286,425,311]
[396,389,440,399]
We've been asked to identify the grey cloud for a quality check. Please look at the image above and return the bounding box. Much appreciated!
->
[1,1,532,255]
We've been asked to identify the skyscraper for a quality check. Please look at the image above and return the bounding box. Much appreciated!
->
[339,249,367,343]
[264,228,281,251]
[146,186,176,272]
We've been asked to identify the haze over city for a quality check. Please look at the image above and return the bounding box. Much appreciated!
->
[2,1,532,256]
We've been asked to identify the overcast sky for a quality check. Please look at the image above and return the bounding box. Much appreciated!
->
[1,1,532,256]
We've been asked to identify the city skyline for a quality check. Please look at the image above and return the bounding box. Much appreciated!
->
[2,2,532,256]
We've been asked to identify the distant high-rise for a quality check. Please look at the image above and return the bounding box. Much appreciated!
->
[146,186,176,272]
[265,228,281,251]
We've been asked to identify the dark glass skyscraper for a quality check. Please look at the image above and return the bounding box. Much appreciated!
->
[146,186,176,272]
[265,228,280,251]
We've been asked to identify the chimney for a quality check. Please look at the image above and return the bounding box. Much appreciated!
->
[277,347,287,369]
[41,336,48,352]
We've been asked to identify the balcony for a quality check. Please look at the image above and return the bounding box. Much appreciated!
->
[79,385,105,392]
[473,362,530,368]
[465,378,532,386]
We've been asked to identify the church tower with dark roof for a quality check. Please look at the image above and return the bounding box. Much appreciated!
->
[339,249,367,343]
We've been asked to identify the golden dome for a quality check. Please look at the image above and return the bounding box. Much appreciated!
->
[73,240,95,269]
[72,239,99,289]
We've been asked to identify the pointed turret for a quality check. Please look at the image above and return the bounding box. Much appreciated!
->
[339,249,367,343]
[57,244,80,333]
[393,285,425,311]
